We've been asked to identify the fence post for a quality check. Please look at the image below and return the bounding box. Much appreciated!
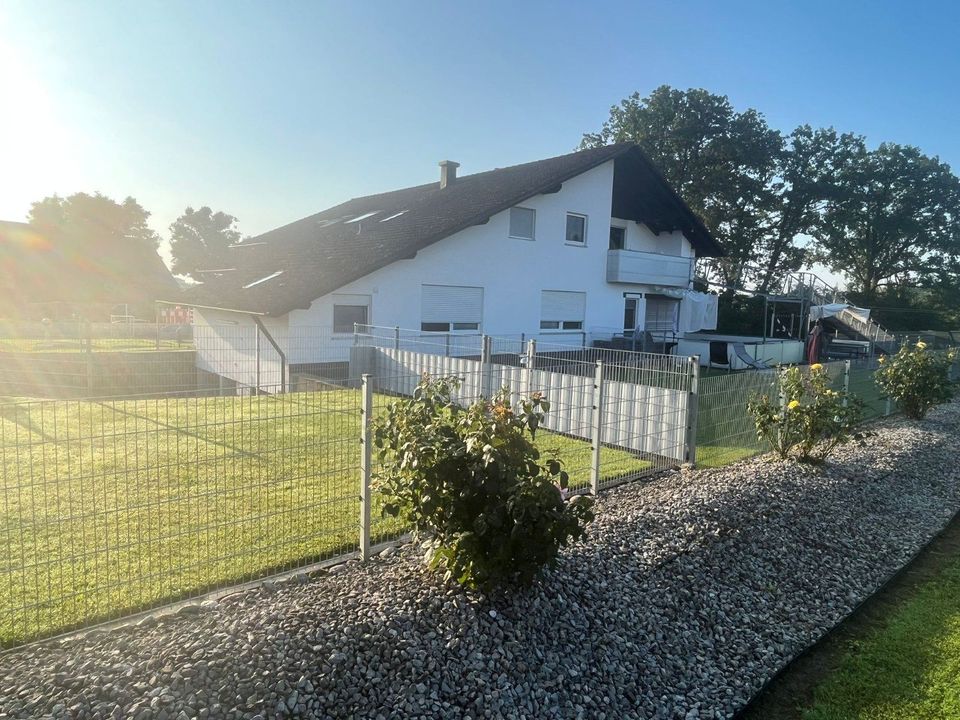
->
[885,395,892,416]
[777,367,787,447]
[359,374,372,561]
[481,335,493,398]
[842,359,851,407]
[590,360,604,495]
[254,323,261,395]
[394,326,400,351]
[684,356,700,466]
[522,339,535,407]
[525,339,537,371]
[85,320,94,395]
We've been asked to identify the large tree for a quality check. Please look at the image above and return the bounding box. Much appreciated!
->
[28,192,160,249]
[581,86,783,288]
[580,87,877,294]
[754,126,865,293]
[815,142,960,302]
[169,206,242,281]
[14,192,174,313]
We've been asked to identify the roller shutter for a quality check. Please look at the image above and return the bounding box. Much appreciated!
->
[421,285,483,327]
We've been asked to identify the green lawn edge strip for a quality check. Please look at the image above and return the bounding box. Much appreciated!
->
[732,503,960,719]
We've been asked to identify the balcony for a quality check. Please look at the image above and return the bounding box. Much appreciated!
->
[606,249,693,287]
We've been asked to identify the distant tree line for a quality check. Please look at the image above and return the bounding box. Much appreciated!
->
[4,193,244,319]
[581,86,960,329]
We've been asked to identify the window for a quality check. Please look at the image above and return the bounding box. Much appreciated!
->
[624,297,639,331]
[645,296,679,333]
[333,304,368,333]
[566,213,587,245]
[540,290,586,331]
[421,284,483,332]
[609,226,626,250]
[509,207,536,240]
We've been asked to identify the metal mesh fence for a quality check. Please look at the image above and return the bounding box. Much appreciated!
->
[0,323,955,648]
[696,370,779,468]
[0,383,362,647]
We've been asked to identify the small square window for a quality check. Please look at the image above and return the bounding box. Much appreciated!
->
[539,320,560,330]
[509,207,536,240]
[561,321,583,330]
[333,304,368,333]
[566,214,586,244]
[609,226,626,250]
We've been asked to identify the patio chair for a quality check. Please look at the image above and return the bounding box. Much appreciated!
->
[732,342,771,370]
[709,341,731,371]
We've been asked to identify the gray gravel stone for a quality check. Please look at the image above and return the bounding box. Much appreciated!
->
[1,403,959,719]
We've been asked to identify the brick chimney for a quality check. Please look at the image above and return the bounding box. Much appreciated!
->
[439,160,460,189]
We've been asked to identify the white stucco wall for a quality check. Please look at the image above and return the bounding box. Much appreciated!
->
[612,218,693,258]
[289,160,698,346]
[193,308,289,390]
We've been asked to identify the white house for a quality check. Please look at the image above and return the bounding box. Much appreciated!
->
[174,143,725,389]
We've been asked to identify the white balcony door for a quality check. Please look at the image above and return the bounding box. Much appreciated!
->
[623,295,646,333]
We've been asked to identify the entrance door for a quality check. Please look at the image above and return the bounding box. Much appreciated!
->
[623,295,646,335]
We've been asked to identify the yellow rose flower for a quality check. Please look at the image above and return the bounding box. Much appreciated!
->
[810,363,823,371]
[916,341,927,349]
[878,355,885,364]
[787,399,800,410]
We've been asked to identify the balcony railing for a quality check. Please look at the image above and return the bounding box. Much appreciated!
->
[606,249,693,287]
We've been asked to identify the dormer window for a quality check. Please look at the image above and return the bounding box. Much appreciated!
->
[566,213,587,245]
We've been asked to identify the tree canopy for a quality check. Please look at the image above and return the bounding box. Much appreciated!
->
[28,192,161,250]
[169,206,242,281]
[581,86,782,288]
[581,86,960,317]
[816,142,960,301]
[6,193,175,314]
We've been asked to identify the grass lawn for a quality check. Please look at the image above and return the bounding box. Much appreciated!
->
[0,338,190,353]
[802,542,960,719]
[0,389,649,645]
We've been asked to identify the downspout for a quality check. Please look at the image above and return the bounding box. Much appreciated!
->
[252,316,287,394]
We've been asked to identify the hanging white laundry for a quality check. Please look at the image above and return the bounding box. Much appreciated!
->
[677,291,719,333]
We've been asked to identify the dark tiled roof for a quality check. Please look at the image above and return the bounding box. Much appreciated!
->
[178,143,724,316]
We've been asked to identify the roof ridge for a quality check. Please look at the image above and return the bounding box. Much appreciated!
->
[285,143,639,229]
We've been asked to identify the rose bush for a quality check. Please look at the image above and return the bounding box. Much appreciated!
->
[371,376,594,590]
[874,341,956,419]
[748,364,863,462]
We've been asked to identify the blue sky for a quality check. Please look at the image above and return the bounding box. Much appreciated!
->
[2,0,959,265]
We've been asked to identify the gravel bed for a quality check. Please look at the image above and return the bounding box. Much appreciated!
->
[3,403,960,719]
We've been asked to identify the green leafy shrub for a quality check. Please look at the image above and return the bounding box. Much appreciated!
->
[748,364,863,462]
[371,376,594,590]
[874,341,956,419]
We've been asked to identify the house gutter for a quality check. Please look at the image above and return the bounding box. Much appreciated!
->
[155,299,267,316]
